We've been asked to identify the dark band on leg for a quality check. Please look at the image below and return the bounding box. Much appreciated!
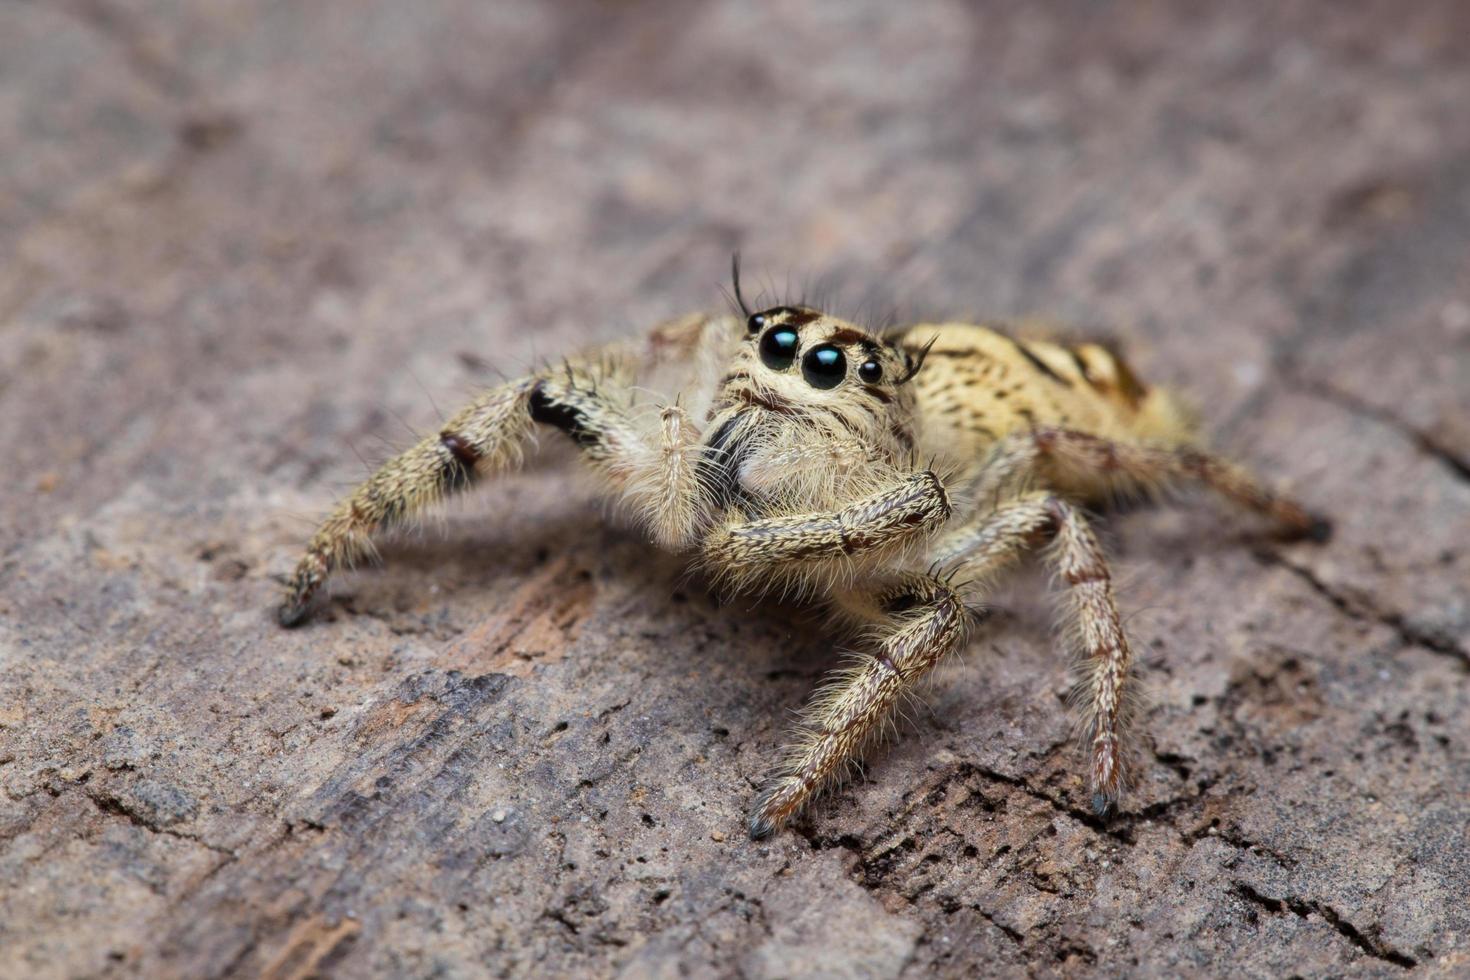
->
[883,591,920,614]
[529,384,601,449]
[439,432,481,491]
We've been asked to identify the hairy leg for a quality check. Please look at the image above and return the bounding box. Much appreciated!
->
[278,369,647,625]
[623,403,705,551]
[701,470,952,595]
[969,427,1331,540]
[750,571,969,838]
[931,492,1135,815]
[277,314,740,626]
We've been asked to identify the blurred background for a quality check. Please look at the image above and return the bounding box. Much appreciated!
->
[2,2,1468,977]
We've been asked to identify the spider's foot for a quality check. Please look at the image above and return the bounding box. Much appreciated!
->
[749,780,803,839]
[277,596,314,628]
[747,813,776,841]
[1275,505,1333,544]
[276,555,329,625]
[1090,733,1123,818]
[277,563,325,628]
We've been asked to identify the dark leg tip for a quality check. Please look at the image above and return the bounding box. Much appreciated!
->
[747,814,775,841]
[277,599,311,629]
[1092,792,1115,818]
[1306,515,1334,544]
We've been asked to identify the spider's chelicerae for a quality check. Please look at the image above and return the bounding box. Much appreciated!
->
[278,262,1329,838]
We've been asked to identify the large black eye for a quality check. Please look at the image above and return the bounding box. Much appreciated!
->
[858,359,883,383]
[747,313,766,335]
[802,344,846,389]
[759,327,799,369]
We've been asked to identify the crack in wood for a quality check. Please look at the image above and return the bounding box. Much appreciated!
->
[1231,882,1416,969]
[85,790,234,856]
[1253,549,1470,670]
[1294,369,1470,486]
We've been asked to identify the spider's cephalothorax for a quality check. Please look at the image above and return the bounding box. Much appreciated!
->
[278,262,1330,838]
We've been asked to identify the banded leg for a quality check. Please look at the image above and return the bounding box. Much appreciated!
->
[750,572,969,838]
[278,315,734,626]
[280,371,669,626]
[971,427,1331,540]
[702,471,952,595]
[933,492,1135,815]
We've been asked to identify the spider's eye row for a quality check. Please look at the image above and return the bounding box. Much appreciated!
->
[802,344,846,389]
[747,313,766,335]
[858,359,883,383]
[759,326,799,369]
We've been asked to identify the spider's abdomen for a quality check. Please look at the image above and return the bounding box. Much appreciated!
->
[902,323,1196,477]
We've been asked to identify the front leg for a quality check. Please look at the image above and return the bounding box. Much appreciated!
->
[279,370,683,626]
[278,315,733,626]
[749,571,970,837]
[701,471,952,595]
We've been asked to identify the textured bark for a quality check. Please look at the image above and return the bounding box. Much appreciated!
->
[2,1,1468,977]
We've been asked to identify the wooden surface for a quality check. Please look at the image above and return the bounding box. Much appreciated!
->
[3,1,1469,977]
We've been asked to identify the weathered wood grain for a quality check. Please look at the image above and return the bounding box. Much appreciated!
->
[2,1,1468,977]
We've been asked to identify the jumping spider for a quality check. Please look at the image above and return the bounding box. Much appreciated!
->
[279,260,1329,838]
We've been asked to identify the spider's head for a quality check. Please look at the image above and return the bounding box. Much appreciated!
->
[699,258,931,506]
[706,305,929,493]
[731,305,924,411]
[717,257,927,427]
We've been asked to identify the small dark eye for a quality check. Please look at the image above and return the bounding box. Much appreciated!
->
[760,327,799,369]
[802,344,846,389]
[747,313,766,335]
[859,359,883,383]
